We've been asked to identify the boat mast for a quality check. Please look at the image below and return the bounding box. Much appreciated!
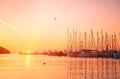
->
[67,28,69,52]
[78,31,81,51]
[101,29,104,52]
[90,28,96,50]
[69,33,72,52]
[97,32,100,51]
[109,35,112,50]
[119,32,120,51]
[114,33,116,51]
[91,29,93,50]
[84,32,87,49]
[88,33,91,49]
[114,33,119,51]
[80,32,83,50]
[72,28,75,52]
[111,34,114,51]
[74,30,77,52]
[105,32,109,51]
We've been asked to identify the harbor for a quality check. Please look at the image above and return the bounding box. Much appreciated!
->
[30,28,120,59]
[66,28,120,58]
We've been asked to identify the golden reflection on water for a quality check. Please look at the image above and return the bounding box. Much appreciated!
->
[24,55,32,70]
[0,55,120,79]
[67,58,120,79]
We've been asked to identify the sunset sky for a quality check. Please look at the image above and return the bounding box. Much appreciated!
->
[0,0,120,53]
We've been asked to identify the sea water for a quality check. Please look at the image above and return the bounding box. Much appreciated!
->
[0,54,120,79]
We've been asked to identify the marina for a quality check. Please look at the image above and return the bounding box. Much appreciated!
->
[22,29,120,59]
[66,29,120,58]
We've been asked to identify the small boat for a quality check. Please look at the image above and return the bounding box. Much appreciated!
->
[113,51,120,58]
[67,49,98,57]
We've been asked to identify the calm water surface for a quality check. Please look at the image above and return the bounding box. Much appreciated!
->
[0,54,120,79]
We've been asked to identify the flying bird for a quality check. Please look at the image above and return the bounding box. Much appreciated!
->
[54,18,56,20]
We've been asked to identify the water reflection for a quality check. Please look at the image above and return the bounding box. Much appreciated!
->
[67,58,120,79]
[24,55,32,70]
[0,55,120,79]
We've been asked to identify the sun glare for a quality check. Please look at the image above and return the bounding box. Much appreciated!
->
[26,50,31,53]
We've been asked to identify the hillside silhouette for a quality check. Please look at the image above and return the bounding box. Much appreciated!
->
[0,46,10,54]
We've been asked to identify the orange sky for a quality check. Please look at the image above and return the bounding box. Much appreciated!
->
[0,0,120,53]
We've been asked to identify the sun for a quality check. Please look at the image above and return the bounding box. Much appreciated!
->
[26,50,31,53]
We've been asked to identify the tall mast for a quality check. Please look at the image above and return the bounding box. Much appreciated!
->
[105,32,109,51]
[74,30,77,51]
[109,35,112,50]
[119,32,120,50]
[91,28,96,50]
[114,33,119,51]
[97,32,100,51]
[78,31,81,51]
[111,34,114,50]
[84,32,87,49]
[88,33,91,49]
[91,29,93,50]
[101,29,104,51]
[69,33,72,52]
[67,28,69,51]
[80,32,83,50]
[114,33,116,50]
[72,28,75,52]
